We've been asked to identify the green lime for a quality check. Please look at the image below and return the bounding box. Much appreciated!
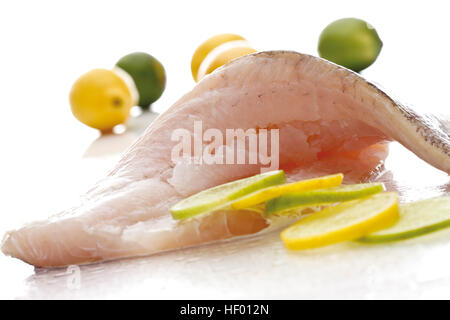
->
[318,18,383,72]
[357,196,450,243]
[231,173,343,210]
[170,170,286,220]
[265,183,384,215]
[115,52,166,109]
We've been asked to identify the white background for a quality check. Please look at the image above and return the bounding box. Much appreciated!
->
[0,0,449,299]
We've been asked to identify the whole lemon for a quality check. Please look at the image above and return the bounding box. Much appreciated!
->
[191,33,246,82]
[197,45,256,81]
[191,34,256,82]
[70,69,133,132]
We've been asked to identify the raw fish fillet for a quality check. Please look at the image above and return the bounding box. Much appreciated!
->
[2,51,449,267]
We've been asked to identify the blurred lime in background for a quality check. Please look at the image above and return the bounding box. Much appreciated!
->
[318,18,383,72]
[70,69,133,133]
[116,52,166,109]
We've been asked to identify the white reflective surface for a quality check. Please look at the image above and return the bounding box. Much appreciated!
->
[22,228,450,299]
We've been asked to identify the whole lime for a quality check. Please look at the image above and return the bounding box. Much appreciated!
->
[116,52,166,109]
[318,18,383,72]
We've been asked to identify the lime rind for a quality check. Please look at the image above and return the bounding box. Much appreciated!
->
[231,173,343,210]
[357,196,450,243]
[170,170,286,220]
[357,219,450,243]
[265,183,384,215]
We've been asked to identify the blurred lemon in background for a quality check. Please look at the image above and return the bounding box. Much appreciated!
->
[116,52,166,110]
[70,69,133,133]
[191,34,256,82]
[318,18,383,72]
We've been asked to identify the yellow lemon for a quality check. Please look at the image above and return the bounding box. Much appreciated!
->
[199,45,257,81]
[191,34,256,82]
[70,69,133,132]
[191,33,245,81]
[281,192,399,250]
[358,196,450,243]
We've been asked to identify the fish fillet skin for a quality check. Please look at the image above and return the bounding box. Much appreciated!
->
[2,51,449,267]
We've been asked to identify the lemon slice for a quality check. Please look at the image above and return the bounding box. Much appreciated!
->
[265,183,384,215]
[170,170,286,220]
[231,173,343,210]
[281,192,399,250]
[357,196,450,243]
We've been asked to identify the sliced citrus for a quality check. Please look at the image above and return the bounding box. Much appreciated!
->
[281,192,399,250]
[191,33,246,82]
[357,196,450,243]
[170,170,286,220]
[265,183,384,215]
[231,173,343,210]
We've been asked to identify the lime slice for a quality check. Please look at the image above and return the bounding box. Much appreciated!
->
[281,192,399,250]
[265,183,384,215]
[170,170,286,220]
[357,196,450,243]
[231,173,343,210]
